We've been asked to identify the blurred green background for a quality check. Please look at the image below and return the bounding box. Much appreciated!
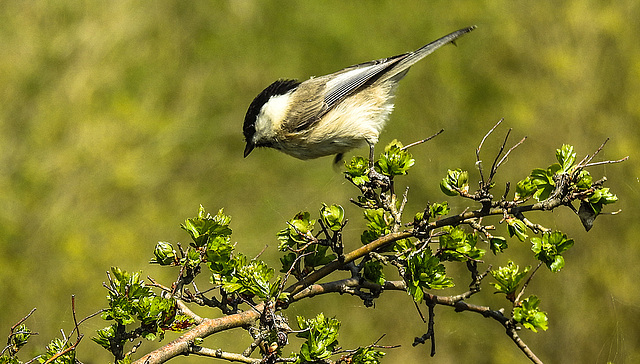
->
[1,1,639,363]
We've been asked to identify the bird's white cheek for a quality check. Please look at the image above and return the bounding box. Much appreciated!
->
[254,93,292,141]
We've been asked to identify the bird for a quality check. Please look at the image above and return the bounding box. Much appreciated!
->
[242,26,476,166]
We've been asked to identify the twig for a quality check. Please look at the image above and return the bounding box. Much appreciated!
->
[71,310,105,339]
[401,129,444,150]
[488,127,512,181]
[176,300,204,324]
[42,334,83,364]
[134,303,267,363]
[71,296,80,340]
[147,276,172,293]
[2,309,38,357]
[582,156,629,168]
[398,186,409,217]
[277,251,315,298]
[476,118,504,182]
[253,245,269,260]
[334,334,401,355]
[414,300,426,323]
[514,261,543,305]
[581,138,609,166]
[496,136,527,170]
[10,308,36,332]
[412,295,437,356]
[477,119,504,155]
[505,324,544,364]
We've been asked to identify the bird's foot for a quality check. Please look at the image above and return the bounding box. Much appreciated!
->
[368,168,391,191]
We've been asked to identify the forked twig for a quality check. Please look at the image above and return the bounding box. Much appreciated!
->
[476,118,504,182]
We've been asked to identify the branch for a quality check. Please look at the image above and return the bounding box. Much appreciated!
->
[133,303,265,364]
[505,325,544,364]
[290,278,405,303]
[286,190,568,299]
[284,231,412,296]
[189,346,262,363]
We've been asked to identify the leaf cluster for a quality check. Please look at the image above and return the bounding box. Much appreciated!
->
[294,314,340,363]
[513,295,548,332]
[278,205,342,278]
[93,267,182,360]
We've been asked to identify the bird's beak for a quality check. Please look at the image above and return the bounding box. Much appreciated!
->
[243,142,255,158]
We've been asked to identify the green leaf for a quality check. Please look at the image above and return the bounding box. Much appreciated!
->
[529,167,556,201]
[39,338,76,363]
[531,231,574,272]
[489,236,508,254]
[515,176,536,200]
[360,208,391,246]
[303,245,336,269]
[375,140,415,177]
[185,248,201,268]
[320,204,345,231]
[277,212,316,250]
[205,235,235,277]
[362,260,386,285]
[344,156,370,185]
[440,169,469,196]
[406,248,454,302]
[279,252,297,273]
[363,208,389,232]
[506,218,528,242]
[556,144,576,172]
[429,201,450,218]
[438,226,485,262]
[588,187,618,215]
[513,295,548,332]
[181,206,232,248]
[352,347,386,364]
[150,241,176,265]
[7,323,31,355]
[574,170,593,190]
[135,295,176,328]
[221,255,281,299]
[92,325,117,350]
[295,314,340,362]
[490,261,530,297]
[392,238,415,259]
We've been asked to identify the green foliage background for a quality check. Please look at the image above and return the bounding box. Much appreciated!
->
[1,1,639,363]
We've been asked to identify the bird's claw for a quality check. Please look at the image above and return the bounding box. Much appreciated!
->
[368,168,391,191]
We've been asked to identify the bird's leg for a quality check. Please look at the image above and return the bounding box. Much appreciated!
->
[367,143,390,190]
[368,143,376,169]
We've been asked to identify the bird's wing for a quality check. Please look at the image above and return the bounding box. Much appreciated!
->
[286,56,405,133]
[322,56,404,111]
[287,26,476,134]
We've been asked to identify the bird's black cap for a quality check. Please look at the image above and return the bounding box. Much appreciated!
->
[243,79,300,157]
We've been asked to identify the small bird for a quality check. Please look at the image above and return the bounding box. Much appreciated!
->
[243,26,476,165]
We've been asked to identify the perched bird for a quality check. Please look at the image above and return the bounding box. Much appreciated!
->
[243,26,476,165]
